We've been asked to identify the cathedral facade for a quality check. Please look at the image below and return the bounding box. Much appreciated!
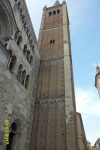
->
[0,0,87,150]
[0,0,40,149]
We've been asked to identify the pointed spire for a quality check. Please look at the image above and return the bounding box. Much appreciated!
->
[54,0,60,6]
[96,63,100,73]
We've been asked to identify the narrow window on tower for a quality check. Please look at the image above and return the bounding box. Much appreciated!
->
[49,11,52,17]
[50,38,55,44]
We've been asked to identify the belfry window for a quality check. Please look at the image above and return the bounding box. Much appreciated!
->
[49,11,52,16]
[53,10,56,15]
[57,9,60,14]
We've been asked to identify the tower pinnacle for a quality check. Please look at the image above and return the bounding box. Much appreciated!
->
[54,0,60,6]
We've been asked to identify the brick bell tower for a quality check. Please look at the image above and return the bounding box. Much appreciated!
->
[30,1,78,150]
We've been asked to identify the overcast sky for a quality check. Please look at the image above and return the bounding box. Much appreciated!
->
[26,0,100,146]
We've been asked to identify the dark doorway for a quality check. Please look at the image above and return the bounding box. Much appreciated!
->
[6,122,18,150]
[6,132,15,150]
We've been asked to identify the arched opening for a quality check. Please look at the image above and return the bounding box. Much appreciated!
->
[29,55,33,65]
[28,34,31,40]
[30,39,33,45]
[0,2,11,42]
[17,35,22,46]
[49,11,52,16]
[53,10,56,15]
[32,44,34,52]
[26,50,30,62]
[19,9,23,17]
[26,28,29,35]
[24,21,27,28]
[18,1,21,10]
[15,31,22,46]
[9,56,17,72]
[23,44,27,56]
[25,75,30,89]
[57,9,60,14]
[6,121,20,150]
[21,70,26,86]
[17,64,23,82]
[22,15,25,23]
[7,49,12,68]
[50,38,55,44]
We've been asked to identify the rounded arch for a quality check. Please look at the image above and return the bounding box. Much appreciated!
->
[53,10,56,15]
[25,75,30,89]
[57,9,60,14]
[28,34,31,40]
[21,70,26,85]
[9,55,17,72]
[6,119,21,150]
[32,44,34,52]
[29,55,33,65]
[26,50,30,62]
[15,31,22,45]
[26,28,29,35]
[0,0,14,36]
[23,44,27,56]
[22,14,25,23]
[18,1,21,10]
[19,8,22,14]
[10,118,23,134]
[17,64,23,81]
[49,11,52,16]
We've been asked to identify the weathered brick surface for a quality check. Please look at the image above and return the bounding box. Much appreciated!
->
[31,1,78,150]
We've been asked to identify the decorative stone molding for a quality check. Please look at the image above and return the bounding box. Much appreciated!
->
[40,56,64,63]
[35,98,65,104]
